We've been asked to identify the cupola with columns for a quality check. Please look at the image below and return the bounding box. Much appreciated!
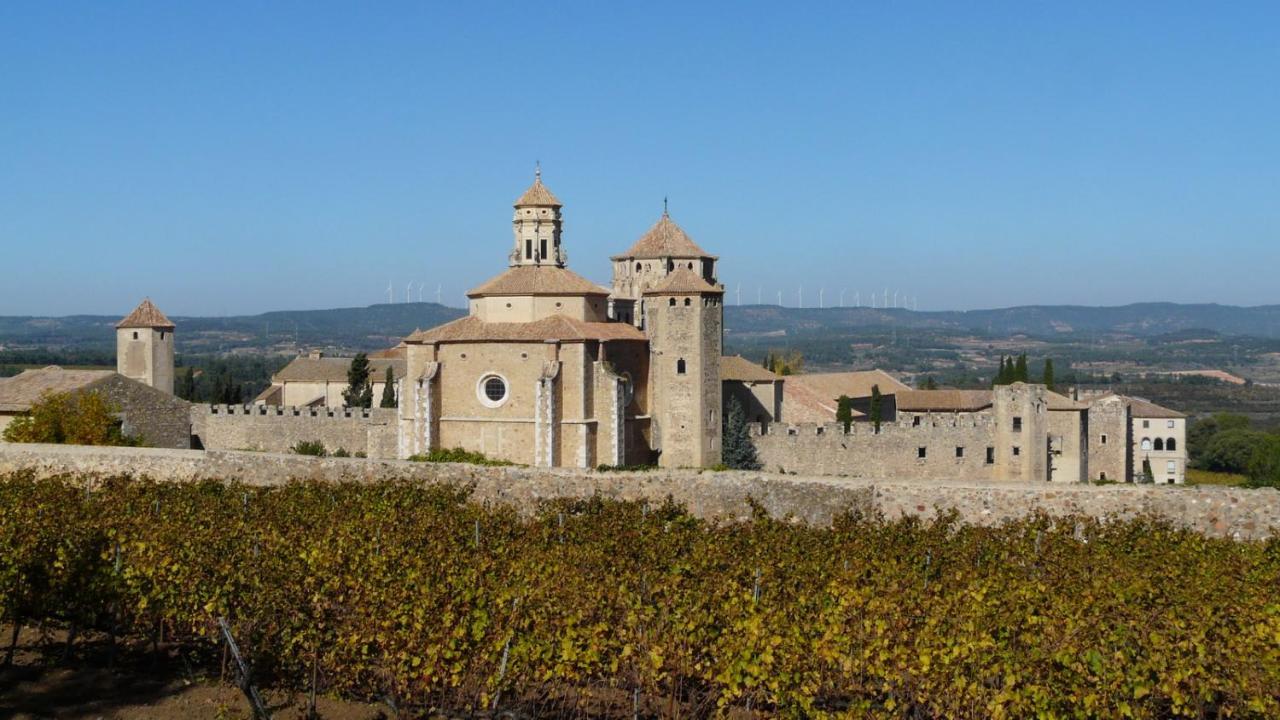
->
[510,164,566,268]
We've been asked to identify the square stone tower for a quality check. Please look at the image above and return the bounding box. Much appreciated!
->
[116,298,175,395]
[643,266,724,468]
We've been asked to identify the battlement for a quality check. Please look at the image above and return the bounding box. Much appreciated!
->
[195,404,397,421]
[752,415,995,438]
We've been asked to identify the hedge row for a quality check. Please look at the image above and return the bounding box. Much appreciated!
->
[2,472,1278,718]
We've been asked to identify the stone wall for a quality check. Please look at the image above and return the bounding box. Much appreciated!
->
[96,375,191,449]
[2,442,1277,540]
[752,420,1000,480]
[190,404,398,458]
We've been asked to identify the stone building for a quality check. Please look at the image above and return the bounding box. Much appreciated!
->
[116,298,175,395]
[720,355,783,423]
[781,370,912,423]
[254,351,405,408]
[1086,393,1187,484]
[397,172,725,468]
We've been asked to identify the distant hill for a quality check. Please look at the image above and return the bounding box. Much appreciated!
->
[3,301,1280,355]
[0,303,467,354]
[724,303,1280,340]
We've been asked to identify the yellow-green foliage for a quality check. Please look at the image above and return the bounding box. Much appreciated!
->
[1,390,140,446]
[1,473,1278,718]
[408,447,514,466]
[1186,468,1248,486]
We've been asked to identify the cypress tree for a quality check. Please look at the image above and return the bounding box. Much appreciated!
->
[922,375,938,390]
[380,366,397,408]
[1015,354,1029,383]
[836,395,854,432]
[343,353,372,408]
[721,395,761,470]
[994,356,1009,386]
[869,384,883,432]
[1043,358,1056,391]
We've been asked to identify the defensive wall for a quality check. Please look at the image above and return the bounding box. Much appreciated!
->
[751,419,1001,480]
[190,404,398,458]
[2,442,1278,540]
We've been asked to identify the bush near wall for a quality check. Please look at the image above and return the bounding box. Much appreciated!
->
[2,473,1278,718]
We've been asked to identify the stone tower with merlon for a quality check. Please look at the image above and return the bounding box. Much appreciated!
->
[116,298,175,395]
[639,213,724,468]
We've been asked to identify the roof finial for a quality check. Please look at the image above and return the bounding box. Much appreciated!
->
[663,195,668,217]
[535,160,541,181]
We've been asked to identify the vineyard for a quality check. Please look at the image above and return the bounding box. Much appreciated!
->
[2,472,1278,719]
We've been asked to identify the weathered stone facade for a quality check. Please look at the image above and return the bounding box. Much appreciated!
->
[191,404,397,457]
[3,442,1276,540]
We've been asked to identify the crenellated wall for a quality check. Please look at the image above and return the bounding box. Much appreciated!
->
[190,404,398,458]
[751,419,1001,479]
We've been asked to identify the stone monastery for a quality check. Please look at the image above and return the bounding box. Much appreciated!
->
[0,172,1189,484]
[399,168,724,468]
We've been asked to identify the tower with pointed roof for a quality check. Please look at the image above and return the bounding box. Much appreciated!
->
[116,298,176,395]
[622,210,724,468]
[510,165,566,268]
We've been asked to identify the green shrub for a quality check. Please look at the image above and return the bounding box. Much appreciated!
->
[332,447,350,458]
[291,440,327,457]
[595,463,659,472]
[407,447,513,466]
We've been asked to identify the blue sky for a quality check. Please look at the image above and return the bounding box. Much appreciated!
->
[1,2,1277,316]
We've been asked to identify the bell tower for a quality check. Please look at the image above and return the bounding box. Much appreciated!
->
[510,165,566,267]
[116,298,176,395]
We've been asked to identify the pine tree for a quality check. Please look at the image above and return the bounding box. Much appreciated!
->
[343,353,372,408]
[721,395,761,470]
[1042,358,1055,391]
[922,376,938,390]
[1015,354,1029,383]
[869,384,883,432]
[836,395,854,432]
[994,356,1009,386]
[380,366,397,408]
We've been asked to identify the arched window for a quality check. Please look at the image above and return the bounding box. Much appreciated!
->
[668,298,676,307]
[1166,438,1176,451]
[683,297,691,306]
[666,259,674,272]
[636,262,642,271]
[1154,438,1164,451]
[676,358,686,375]
[1140,438,1152,451]
[687,262,693,269]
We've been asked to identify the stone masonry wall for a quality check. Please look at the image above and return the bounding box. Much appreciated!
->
[190,405,398,458]
[2,442,1277,540]
[752,420,1000,480]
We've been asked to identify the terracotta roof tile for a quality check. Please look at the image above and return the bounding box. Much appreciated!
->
[467,266,609,297]
[272,357,406,384]
[0,366,116,411]
[1045,390,1089,411]
[406,315,646,344]
[514,172,562,207]
[895,390,994,412]
[781,370,911,422]
[642,267,722,295]
[1125,397,1186,419]
[116,299,175,329]
[720,355,782,382]
[614,213,714,260]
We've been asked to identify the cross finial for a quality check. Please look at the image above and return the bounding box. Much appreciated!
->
[663,196,668,216]
[535,160,541,181]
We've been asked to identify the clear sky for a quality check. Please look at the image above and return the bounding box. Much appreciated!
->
[2,2,1277,317]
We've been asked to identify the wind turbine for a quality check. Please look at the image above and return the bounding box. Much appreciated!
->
[893,290,898,309]
[798,285,803,309]
[777,290,782,306]
[855,290,860,308]
[386,280,394,304]
[436,284,442,305]
[406,282,413,304]
[839,289,846,307]
[883,288,889,308]
[757,286,762,305]
[417,282,425,302]
[819,287,825,309]
[736,284,741,306]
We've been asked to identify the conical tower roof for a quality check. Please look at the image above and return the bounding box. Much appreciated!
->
[514,166,562,207]
[614,211,714,260]
[116,298,175,329]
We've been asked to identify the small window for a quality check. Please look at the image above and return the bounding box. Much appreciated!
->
[636,262,642,271]
[525,239,532,259]
[986,447,995,464]
[1100,472,1108,481]
[132,331,139,340]
[955,446,964,458]
[1154,438,1164,451]
[160,331,165,340]
[540,239,548,259]
[1141,438,1152,451]
[683,298,691,306]
[668,298,676,307]
[917,447,927,459]
[1012,417,1022,432]
[1143,420,1150,429]
[1167,478,1175,485]
[479,374,508,407]
[1100,434,1108,445]
[1166,460,1177,473]
[1167,420,1175,429]
[1012,446,1021,456]
[676,358,686,375]
[687,262,693,269]
[912,416,921,427]
[1166,438,1176,451]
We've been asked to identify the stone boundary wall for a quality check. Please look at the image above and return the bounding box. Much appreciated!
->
[190,404,398,458]
[752,421,999,480]
[3,442,1279,539]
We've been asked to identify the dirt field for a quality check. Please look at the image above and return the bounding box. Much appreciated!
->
[0,625,387,720]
